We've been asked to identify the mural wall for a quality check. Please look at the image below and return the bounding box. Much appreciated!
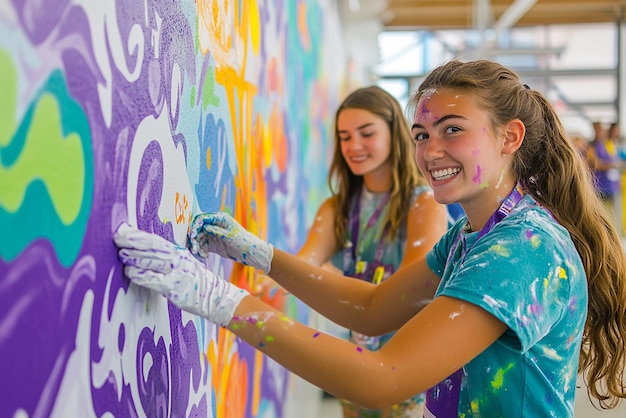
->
[0,0,346,417]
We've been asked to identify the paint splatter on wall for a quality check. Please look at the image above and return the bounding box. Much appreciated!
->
[0,0,345,417]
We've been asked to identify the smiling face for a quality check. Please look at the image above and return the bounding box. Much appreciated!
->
[337,107,393,191]
[411,88,521,227]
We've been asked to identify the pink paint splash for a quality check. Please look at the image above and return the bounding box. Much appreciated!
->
[473,165,482,183]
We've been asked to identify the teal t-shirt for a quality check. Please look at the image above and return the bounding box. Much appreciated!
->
[426,195,587,417]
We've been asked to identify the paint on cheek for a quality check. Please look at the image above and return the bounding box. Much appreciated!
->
[469,149,487,184]
[473,164,482,183]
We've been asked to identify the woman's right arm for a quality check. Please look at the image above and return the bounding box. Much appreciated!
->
[268,250,441,335]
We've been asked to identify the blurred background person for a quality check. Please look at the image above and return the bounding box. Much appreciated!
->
[587,121,623,234]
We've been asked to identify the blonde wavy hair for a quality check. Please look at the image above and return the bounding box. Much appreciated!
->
[328,85,426,245]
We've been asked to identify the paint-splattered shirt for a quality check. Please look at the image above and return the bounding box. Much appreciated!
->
[330,185,430,286]
[426,194,587,417]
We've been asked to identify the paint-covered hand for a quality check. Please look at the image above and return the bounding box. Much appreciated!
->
[113,223,249,326]
[188,212,274,274]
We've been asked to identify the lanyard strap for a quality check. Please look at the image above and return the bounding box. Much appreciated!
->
[343,189,390,275]
[476,183,524,240]
[453,183,524,263]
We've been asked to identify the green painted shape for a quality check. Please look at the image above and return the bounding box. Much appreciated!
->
[202,66,220,109]
[0,70,94,267]
[0,49,17,144]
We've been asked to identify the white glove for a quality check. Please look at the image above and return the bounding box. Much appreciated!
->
[188,212,274,274]
[113,223,248,327]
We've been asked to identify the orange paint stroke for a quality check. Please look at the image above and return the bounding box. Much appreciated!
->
[175,192,189,224]
[268,104,287,171]
[208,327,249,418]
[297,2,311,51]
[197,0,287,414]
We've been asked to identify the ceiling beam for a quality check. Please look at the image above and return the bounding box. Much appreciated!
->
[493,0,537,35]
[382,0,626,30]
[378,68,616,80]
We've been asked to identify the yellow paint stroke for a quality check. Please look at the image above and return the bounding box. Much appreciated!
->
[247,0,261,54]
[528,231,541,248]
[488,244,510,257]
[253,349,263,414]
[197,1,280,414]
